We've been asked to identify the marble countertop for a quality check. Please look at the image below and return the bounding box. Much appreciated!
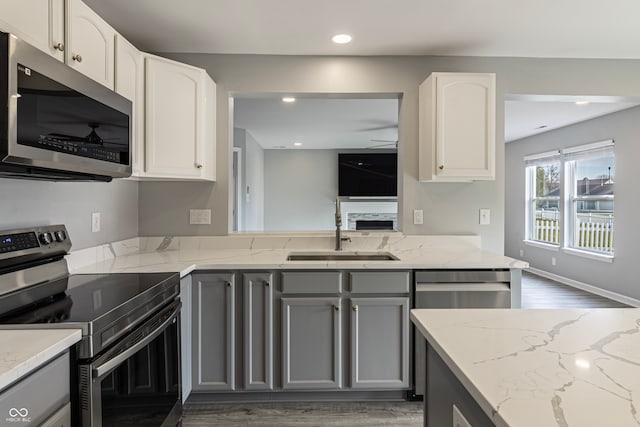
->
[69,234,527,276]
[0,329,82,392]
[411,308,640,427]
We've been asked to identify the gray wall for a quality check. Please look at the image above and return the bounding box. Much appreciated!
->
[137,54,640,254]
[0,178,138,250]
[505,106,640,299]
[264,149,337,231]
[241,129,265,231]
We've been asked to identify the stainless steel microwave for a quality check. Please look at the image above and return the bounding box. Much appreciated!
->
[0,32,132,181]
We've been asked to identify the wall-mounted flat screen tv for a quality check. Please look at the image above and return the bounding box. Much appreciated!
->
[338,153,397,197]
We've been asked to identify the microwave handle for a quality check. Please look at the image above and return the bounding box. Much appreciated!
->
[92,300,180,378]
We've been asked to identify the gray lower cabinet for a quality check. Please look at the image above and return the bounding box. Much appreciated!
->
[281,297,342,390]
[243,272,273,390]
[350,297,410,389]
[191,272,236,391]
[180,275,192,401]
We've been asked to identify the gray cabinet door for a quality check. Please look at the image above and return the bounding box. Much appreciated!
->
[282,297,342,390]
[350,297,410,389]
[191,272,236,391]
[243,272,273,390]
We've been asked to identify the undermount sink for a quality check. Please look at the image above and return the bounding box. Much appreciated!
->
[286,251,399,261]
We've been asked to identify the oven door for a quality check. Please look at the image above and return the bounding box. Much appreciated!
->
[79,299,181,427]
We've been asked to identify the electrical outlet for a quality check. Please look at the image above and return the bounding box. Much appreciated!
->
[413,209,424,225]
[552,257,557,266]
[190,209,212,225]
[453,404,472,427]
[479,209,490,225]
[91,212,101,233]
[519,248,524,257]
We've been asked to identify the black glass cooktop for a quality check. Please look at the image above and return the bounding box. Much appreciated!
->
[0,272,178,324]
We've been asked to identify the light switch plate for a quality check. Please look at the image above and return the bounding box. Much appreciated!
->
[479,208,490,225]
[190,209,212,225]
[91,212,101,233]
[413,209,424,225]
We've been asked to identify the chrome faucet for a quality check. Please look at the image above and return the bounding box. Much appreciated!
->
[335,197,351,251]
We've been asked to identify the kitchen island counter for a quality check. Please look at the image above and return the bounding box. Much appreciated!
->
[411,308,640,427]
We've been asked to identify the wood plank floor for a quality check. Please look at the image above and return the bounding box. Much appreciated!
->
[182,271,629,426]
[520,271,629,308]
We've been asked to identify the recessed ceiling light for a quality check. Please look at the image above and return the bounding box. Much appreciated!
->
[575,101,590,105]
[282,97,296,103]
[293,142,303,147]
[332,34,352,44]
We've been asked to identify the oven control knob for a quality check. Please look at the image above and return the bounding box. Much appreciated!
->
[54,230,67,242]
[39,232,53,245]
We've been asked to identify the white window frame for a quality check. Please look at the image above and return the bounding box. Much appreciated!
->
[562,140,614,258]
[524,150,561,247]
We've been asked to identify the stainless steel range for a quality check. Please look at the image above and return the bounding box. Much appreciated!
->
[0,225,181,427]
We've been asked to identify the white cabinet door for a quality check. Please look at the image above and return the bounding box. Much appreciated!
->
[0,0,65,61]
[65,0,115,88]
[144,54,215,181]
[419,72,495,181]
[115,34,143,177]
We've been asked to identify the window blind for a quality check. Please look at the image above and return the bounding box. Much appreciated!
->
[524,150,561,167]
[563,140,614,161]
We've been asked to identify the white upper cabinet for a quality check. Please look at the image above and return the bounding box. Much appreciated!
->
[114,34,144,176]
[419,72,496,182]
[65,0,115,88]
[144,54,216,181]
[0,0,65,61]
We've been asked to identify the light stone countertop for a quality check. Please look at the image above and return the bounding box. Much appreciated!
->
[68,233,528,276]
[411,308,640,427]
[0,329,82,392]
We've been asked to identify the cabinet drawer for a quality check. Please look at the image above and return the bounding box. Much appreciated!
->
[350,271,410,294]
[281,272,342,294]
[0,352,69,426]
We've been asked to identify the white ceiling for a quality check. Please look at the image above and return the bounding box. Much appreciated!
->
[83,0,640,58]
[234,97,398,149]
[505,99,640,142]
[235,96,640,149]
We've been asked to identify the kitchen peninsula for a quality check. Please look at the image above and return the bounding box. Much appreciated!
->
[411,308,640,427]
[67,233,526,276]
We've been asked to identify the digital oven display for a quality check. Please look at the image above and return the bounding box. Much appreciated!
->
[0,232,39,254]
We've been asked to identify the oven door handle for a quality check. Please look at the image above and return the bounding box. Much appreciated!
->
[93,300,181,378]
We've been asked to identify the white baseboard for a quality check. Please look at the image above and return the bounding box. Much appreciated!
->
[527,267,640,308]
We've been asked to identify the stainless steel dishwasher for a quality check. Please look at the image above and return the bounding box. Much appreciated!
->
[413,270,511,396]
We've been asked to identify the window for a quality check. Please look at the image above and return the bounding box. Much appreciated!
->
[525,151,561,245]
[524,140,615,258]
[564,141,614,255]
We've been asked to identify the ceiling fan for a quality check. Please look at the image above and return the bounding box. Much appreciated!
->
[48,123,119,146]
[367,139,398,149]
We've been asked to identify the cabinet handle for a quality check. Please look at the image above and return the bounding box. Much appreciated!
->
[352,305,359,312]
[439,165,444,170]
[195,163,203,169]
[334,305,340,312]
[225,281,232,288]
[53,42,65,51]
[72,54,83,63]
[265,281,270,287]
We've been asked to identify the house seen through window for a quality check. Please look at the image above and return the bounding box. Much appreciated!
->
[525,140,614,257]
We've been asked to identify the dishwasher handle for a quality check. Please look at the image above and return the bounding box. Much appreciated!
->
[415,283,510,292]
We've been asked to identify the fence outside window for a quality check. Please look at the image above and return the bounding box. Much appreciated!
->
[534,210,614,253]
